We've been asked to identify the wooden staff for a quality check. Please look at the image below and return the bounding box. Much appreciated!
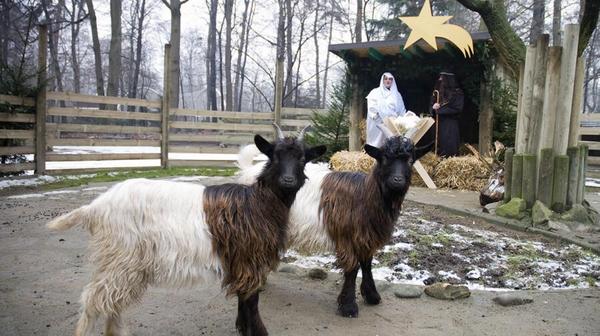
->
[433,90,440,155]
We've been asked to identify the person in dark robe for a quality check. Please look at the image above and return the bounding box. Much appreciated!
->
[430,72,464,157]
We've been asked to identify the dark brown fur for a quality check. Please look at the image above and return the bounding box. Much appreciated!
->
[204,182,288,298]
[320,172,404,272]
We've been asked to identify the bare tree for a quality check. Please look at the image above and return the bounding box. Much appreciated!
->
[40,0,65,92]
[206,0,218,110]
[234,0,255,111]
[107,0,121,97]
[224,0,234,110]
[355,0,362,43]
[85,0,104,96]
[313,0,321,107]
[530,0,545,43]
[552,0,561,45]
[67,0,86,93]
[162,0,190,108]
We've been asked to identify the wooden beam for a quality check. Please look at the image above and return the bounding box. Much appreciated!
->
[0,129,35,139]
[47,91,161,108]
[568,57,585,147]
[168,160,237,168]
[46,153,161,161]
[0,146,35,155]
[0,162,35,173]
[349,73,362,151]
[0,112,36,123]
[525,34,548,154]
[539,47,562,153]
[171,108,274,120]
[47,138,160,147]
[47,107,161,121]
[170,121,273,132]
[0,94,35,107]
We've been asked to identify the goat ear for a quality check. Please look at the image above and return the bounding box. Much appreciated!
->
[364,144,382,161]
[414,142,433,161]
[254,134,274,158]
[305,145,326,162]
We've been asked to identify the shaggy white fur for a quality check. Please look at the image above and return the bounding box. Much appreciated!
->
[48,178,222,335]
[237,145,335,253]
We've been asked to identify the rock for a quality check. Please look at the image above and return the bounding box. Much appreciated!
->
[307,268,327,280]
[548,220,572,232]
[483,202,499,214]
[424,283,470,300]
[493,294,533,307]
[495,198,527,220]
[393,285,423,299]
[465,269,481,280]
[278,265,299,274]
[532,201,553,225]
[561,204,592,224]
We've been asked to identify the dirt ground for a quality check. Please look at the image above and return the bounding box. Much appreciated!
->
[1,178,600,336]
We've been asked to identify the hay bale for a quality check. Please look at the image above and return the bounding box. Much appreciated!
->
[330,151,375,173]
[433,156,491,191]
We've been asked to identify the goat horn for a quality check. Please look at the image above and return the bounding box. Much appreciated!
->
[297,124,312,142]
[272,122,285,140]
[376,123,395,139]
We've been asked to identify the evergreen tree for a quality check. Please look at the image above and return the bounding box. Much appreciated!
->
[305,72,351,161]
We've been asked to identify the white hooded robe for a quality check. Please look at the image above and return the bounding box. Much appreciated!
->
[366,72,406,147]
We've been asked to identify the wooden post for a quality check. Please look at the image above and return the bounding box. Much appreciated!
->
[515,64,524,151]
[553,24,579,155]
[522,154,537,208]
[538,47,562,153]
[161,44,171,169]
[576,144,588,203]
[504,148,514,202]
[349,72,362,151]
[552,155,569,212]
[478,72,493,155]
[525,35,548,154]
[35,25,48,175]
[515,45,537,153]
[566,147,580,208]
[274,58,284,126]
[568,57,585,148]
[537,148,554,207]
[511,154,523,199]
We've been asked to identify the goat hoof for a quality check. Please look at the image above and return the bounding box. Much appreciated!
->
[338,302,359,318]
[361,288,381,305]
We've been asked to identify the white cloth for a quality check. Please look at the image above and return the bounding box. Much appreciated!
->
[366,72,407,147]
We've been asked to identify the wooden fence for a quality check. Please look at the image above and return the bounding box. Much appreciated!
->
[580,113,600,166]
[0,91,323,174]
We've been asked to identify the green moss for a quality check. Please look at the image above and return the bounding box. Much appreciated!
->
[585,276,597,287]
[408,250,420,267]
[566,278,580,287]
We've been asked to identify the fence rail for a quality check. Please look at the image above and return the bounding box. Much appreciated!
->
[1,90,323,174]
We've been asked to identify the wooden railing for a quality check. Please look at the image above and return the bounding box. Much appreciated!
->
[1,91,324,174]
[580,113,600,166]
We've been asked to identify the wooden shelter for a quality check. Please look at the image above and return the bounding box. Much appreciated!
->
[328,32,499,153]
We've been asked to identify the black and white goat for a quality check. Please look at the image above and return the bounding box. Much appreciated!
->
[47,125,326,336]
[237,126,431,317]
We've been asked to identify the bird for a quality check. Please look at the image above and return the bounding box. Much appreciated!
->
[399,0,474,58]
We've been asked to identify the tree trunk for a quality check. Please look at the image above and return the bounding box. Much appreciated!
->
[237,0,254,111]
[275,0,286,118]
[552,0,562,45]
[132,0,146,100]
[322,12,334,108]
[41,0,64,93]
[578,0,600,56]
[107,0,122,98]
[218,17,225,111]
[70,0,84,93]
[284,0,293,107]
[224,0,234,111]
[163,0,184,108]
[456,0,526,77]
[355,0,362,43]
[234,0,251,111]
[294,18,305,107]
[86,0,105,96]
[313,0,320,107]
[530,0,545,44]
[207,0,218,110]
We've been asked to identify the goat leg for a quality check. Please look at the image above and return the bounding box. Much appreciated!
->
[359,257,381,305]
[337,266,359,317]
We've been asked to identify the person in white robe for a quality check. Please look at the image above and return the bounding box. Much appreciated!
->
[366,72,407,147]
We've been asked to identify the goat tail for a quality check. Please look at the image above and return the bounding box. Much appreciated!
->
[237,144,261,170]
[47,206,91,232]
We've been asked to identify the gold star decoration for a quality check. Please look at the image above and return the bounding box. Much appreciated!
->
[399,0,474,58]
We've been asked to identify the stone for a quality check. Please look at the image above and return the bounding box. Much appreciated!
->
[424,283,470,300]
[495,198,527,220]
[548,220,571,232]
[307,268,328,280]
[278,265,299,274]
[483,202,499,214]
[493,294,533,307]
[532,201,553,225]
[465,269,481,280]
[561,204,591,224]
[393,285,423,299]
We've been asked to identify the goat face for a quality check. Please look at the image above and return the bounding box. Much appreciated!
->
[364,136,432,192]
[254,134,326,190]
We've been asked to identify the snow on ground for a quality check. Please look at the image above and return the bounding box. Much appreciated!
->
[283,206,600,291]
